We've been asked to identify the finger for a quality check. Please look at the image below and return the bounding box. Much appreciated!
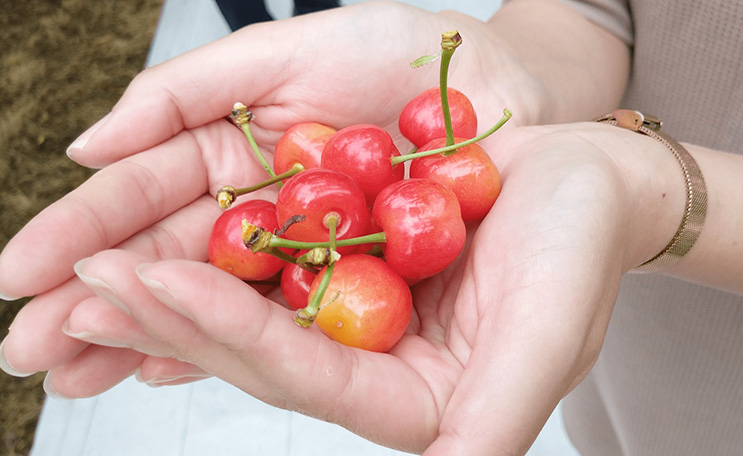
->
[64,296,176,358]
[0,131,208,298]
[1,278,91,376]
[133,258,440,450]
[0,194,218,376]
[45,345,146,399]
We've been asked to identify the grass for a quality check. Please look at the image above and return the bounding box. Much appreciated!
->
[0,0,163,453]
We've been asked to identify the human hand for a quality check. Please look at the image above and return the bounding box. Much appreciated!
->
[0,1,533,382]
[35,122,682,454]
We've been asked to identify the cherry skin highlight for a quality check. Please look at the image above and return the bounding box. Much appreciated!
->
[372,179,466,283]
[208,199,288,281]
[309,254,412,352]
[410,138,501,223]
[398,87,477,148]
[321,124,404,206]
[276,168,371,255]
[273,122,337,176]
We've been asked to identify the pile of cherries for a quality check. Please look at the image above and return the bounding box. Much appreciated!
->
[207,31,511,352]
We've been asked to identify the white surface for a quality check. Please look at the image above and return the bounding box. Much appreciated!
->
[32,1,580,455]
[32,376,577,456]
[31,377,415,456]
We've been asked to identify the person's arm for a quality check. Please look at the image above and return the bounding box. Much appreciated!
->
[482,0,631,125]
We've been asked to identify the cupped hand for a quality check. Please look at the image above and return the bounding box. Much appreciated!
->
[0,1,528,383]
[41,123,666,455]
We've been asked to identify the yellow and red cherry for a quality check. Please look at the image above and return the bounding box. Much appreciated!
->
[273,122,336,176]
[398,87,477,149]
[410,138,501,223]
[372,178,466,283]
[208,199,289,281]
[321,124,404,206]
[309,254,412,352]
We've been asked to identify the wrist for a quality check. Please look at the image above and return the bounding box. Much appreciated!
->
[592,122,691,272]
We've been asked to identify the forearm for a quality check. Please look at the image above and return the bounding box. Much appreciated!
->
[485,0,630,125]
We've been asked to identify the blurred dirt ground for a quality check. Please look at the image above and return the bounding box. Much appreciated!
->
[0,0,164,453]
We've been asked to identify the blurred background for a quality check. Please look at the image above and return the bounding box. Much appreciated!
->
[0,1,164,453]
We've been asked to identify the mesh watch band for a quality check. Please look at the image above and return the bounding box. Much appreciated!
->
[594,109,707,272]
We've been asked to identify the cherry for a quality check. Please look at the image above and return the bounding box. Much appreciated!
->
[274,122,336,176]
[410,138,501,223]
[280,262,317,311]
[321,124,404,206]
[372,178,466,283]
[208,199,289,281]
[308,254,412,352]
[398,87,477,149]
[275,168,371,255]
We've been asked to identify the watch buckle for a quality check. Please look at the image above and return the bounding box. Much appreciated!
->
[612,109,662,132]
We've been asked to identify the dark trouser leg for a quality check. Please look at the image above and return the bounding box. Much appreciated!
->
[293,0,340,15]
[215,0,274,30]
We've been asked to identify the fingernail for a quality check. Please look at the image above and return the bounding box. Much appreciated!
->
[0,290,20,301]
[139,373,211,387]
[74,258,130,314]
[136,264,193,319]
[61,321,129,348]
[66,113,111,162]
[43,372,70,401]
[0,338,35,377]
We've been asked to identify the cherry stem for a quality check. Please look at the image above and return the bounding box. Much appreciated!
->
[439,30,462,150]
[391,108,512,165]
[216,164,304,208]
[268,231,387,251]
[295,214,339,327]
[231,102,278,183]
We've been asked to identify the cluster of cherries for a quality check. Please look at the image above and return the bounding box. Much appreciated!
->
[207,31,511,352]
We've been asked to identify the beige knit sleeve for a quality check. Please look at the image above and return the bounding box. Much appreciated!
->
[502,0,634,45]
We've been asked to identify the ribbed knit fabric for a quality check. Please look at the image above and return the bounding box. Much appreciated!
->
[505,0,743,454]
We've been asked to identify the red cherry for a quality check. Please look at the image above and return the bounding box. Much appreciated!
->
[281,262,317,311]
[208,200,288,281]
[410,138,501,223]
[398,87,477,148]
[321,124,404,206]
[309,254,412,352]
[276,168,371,255]
[372,179,466,283]
[273,122,337,176]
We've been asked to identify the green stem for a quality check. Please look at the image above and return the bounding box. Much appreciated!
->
[240,122,276,180]
[295,213,340,328]
[440,52,455,148]
[231,102,278,183]
[269,232,387,251]
[263,246,305,265]
[391,108,512,165]
[327,214,338,252]
[295,261,335,327]
[217,164,304,208]
[440,30,462,152]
